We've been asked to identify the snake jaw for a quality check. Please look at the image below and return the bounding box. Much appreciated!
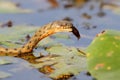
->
[53,20,80,39]
[71,26,80,39]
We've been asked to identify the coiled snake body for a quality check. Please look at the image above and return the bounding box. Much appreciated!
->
[0,20,80,56]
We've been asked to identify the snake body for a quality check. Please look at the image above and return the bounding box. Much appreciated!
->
[0,20,80,56]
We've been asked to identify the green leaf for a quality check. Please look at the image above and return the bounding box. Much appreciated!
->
[0,71,12,78]
[86,30,120,80]
[0,1,32,13]
[33,45,87,79]
[0,59,12,65]
[0,26,38,48]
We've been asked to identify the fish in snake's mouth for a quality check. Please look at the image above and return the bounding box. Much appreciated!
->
[71,26,80,39]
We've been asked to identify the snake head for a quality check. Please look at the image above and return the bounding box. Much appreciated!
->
[53,20,80,39]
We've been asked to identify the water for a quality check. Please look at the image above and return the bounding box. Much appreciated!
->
[0,0,120,80]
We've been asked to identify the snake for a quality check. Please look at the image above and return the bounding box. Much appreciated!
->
[0,20,80,56]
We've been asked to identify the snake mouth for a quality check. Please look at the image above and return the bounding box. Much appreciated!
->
[72,26,80,39]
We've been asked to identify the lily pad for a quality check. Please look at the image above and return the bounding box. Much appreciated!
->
[0,26,38,48]
[0,71,12,78]
[0,1,32,13]
[33,45,87,79]
[86,30,120,80]
[52,33,71,39]
[0,59,12,65]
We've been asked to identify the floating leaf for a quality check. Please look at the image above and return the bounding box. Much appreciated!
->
[103,3,120,15]
[0,71,12,78]
[86,30,120,80]
[52,33,70,39]
[0,26,38,48]
[0,59,12,65]
[33,45,87,79]
[0,1,32,13]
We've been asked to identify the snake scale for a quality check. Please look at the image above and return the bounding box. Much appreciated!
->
[0,20,80,56]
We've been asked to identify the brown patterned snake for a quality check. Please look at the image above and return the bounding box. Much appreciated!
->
[0,20,80,56]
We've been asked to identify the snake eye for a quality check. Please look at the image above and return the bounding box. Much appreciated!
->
[55,20,72,28]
